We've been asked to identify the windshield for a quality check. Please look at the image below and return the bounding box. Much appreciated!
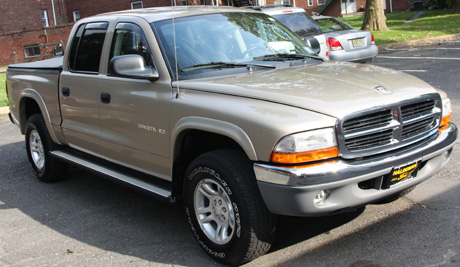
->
[316,18,354,33]
[272,12,322,39]
[152,12,316,80]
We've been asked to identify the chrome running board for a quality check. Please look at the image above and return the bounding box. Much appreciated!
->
[51,150,174,203]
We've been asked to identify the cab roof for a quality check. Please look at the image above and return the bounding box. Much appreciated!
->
[89,6,259,23]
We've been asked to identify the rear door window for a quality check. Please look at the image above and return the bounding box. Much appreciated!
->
[68,22,108,73]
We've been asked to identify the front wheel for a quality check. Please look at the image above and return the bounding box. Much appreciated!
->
[183,149,276,266]
[25,114,68,182]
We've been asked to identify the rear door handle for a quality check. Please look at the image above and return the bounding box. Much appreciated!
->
[62,87,70,97]
[100,92,111,104]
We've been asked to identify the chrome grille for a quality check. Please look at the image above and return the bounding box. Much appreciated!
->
[401,101,435,120]
[344,129,393,150]
[338,95,442,159]
[343,110,392,132]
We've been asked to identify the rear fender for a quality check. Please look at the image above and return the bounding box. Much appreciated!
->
[19,89,63,145]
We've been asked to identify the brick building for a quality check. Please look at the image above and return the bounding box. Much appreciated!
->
[0,0,416,66]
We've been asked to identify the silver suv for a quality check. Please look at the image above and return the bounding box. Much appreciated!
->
[257,5,330,60]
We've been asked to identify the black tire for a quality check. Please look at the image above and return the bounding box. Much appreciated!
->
[25,114,68,182]
[183,149,276,266]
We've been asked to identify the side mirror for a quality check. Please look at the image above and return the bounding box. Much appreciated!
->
[303,37,321,55]
[110,54,159,81]
[54,46,64,56]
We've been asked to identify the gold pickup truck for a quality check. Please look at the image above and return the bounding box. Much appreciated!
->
[6,6,457,265]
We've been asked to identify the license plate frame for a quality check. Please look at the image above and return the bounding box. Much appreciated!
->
[382,161,420,189]
[352,38,363,47]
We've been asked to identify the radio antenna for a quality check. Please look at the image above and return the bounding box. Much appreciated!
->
[171,0,180,98]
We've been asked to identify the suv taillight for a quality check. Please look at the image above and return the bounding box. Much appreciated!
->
[371,34,375,45]
[328,37,343,51]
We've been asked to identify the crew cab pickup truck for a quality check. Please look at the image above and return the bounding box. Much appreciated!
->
[6,6,457,265]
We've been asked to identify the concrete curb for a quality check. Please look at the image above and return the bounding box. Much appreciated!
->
[378,33,460,49]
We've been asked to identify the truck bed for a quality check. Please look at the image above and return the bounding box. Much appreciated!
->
[8,56,63,71]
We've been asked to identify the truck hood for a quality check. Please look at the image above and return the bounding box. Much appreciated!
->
[177,61,438,119]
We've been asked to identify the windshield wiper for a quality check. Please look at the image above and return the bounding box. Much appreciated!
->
[254,53,324,62]
[180,62,276,72]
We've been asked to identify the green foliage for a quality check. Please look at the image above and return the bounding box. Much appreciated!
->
[0,73,8,107]
[340,10,460,45]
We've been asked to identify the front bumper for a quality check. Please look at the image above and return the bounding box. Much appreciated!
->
[254,123,457,217]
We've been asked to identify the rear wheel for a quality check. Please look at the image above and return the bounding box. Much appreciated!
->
[183,149,276,266]
[25,114,68,182]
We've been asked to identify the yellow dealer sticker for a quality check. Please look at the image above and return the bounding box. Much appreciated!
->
[384,161,420,189]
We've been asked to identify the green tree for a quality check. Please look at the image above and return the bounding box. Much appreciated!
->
[361,0,389,31]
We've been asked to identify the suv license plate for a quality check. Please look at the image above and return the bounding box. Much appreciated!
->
[352,39,363,47]
[383,161,420,189]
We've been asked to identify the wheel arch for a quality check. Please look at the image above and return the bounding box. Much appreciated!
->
[18,90,59,144]
[171,117,258,198]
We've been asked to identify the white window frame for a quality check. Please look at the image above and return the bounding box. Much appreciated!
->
[318,0,326,5]
[275,0,290,4]
[73,10,80,22]
[131,1,143,9]
[41,10,49,27]
[308,0,314,6]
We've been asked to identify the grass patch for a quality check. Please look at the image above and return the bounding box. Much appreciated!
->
[340,10,460,45]
[0,72,8,107]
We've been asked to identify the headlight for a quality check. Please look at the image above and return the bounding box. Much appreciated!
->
[440,97,452,130]
[271,128,339,164]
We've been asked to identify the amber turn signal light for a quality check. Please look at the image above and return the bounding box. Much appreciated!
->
[271,147,339,164]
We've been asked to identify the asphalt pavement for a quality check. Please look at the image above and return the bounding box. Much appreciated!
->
[1,41,460,267]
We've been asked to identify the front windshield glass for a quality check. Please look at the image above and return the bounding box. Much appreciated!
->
[152,12,316,80]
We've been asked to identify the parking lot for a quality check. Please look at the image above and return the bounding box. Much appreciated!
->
[1,41,459,266]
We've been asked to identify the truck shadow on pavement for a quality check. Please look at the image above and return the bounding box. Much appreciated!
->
[1,138,458,266]
[0,139,367,266]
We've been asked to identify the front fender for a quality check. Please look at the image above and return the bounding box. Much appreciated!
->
[172,116,258,161]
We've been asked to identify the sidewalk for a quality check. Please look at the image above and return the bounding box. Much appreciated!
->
[0,106,9,116]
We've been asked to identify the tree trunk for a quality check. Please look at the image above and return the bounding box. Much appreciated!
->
[453,0,460,14]
[361,0,389,31]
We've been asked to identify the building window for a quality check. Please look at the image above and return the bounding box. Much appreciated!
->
[41,10,49,27]
[200,0,205,4]
[131,1,143,9]
[25,46,41,57]
[318,0,326,5]
[181,0,187,5]
[73,10,80,22]
[308,0,313,6]
[275,0,290,4]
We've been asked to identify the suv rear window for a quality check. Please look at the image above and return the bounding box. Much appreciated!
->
[272,12,322,39]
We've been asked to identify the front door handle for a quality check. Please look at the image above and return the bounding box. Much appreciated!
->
[100,92,111,104]
[62,87,70,97]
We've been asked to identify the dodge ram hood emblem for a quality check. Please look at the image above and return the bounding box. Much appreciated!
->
[373,85,391,94]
